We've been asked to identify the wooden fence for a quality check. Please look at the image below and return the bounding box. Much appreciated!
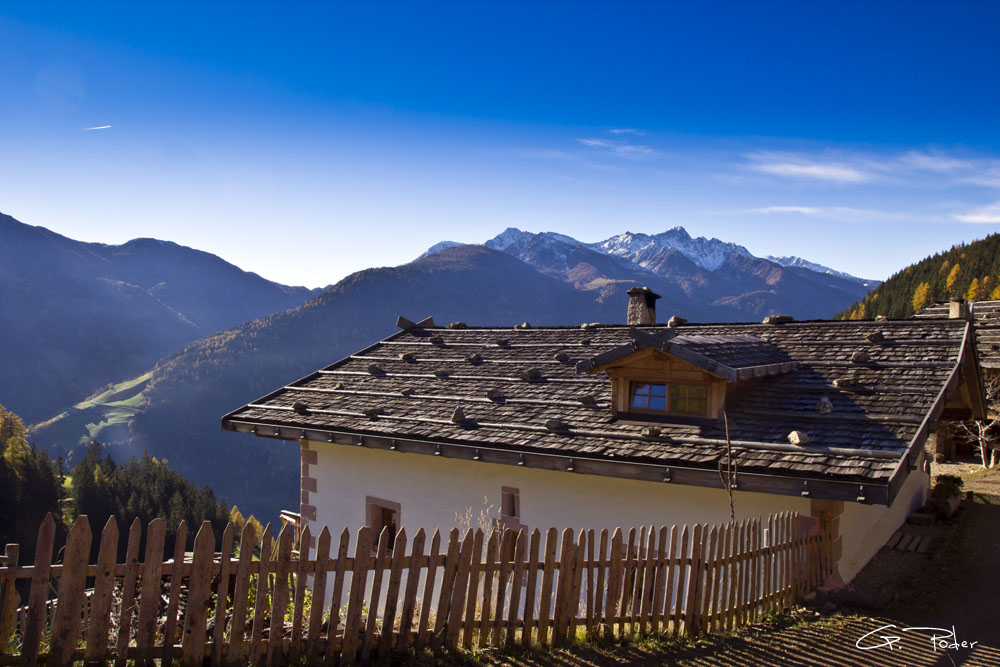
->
[0,511,832,666]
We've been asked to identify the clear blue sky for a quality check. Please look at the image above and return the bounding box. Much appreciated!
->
[2,1,999,287]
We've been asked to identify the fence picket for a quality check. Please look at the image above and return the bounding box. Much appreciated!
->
[249,524,273,666]
[592,529,608,640]
[362,527,391,661]
[477,530,498,648]
[114,519,143,667]
[229,522,257,662]
[306,526,331,663]
[568,530,586,639]
[670,526,688,637]
[461,529,485,649]
[446,529,474,652]
[290,524,311,663]
[378,528,408,661]
[20,513,55,667]
[0,544,20,655]
[618,527,635,638]
[504,530,526,650]
[520,529,541,648]
[414,529,440,651]
[161,521,188,664]
[639,526,656,635]
[135,518,166,663]
[432,528,461,653]
[325,526,352,664]
[682,524,703,635]
[49,515,91,667]
[551,528,575,647]
[702,525,719,634]
[181,522,216,666]
[492,529,515,646]
[267,524,294,664]
[603,528,623,640]
[341,526,373,667]
[212,523,235,667]
[660,526,677,635]
[396,528,425,652]
[536,528,558,647]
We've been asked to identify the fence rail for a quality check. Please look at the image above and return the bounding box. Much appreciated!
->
[0,511,831,666]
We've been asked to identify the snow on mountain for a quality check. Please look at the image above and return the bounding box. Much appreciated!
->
[422,226,872,285]
[418,240,464,259]
[590,227,754,272]
[766,255,878,286]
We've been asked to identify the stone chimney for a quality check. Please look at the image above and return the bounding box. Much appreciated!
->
[626,287,661,325]
[949,297,969,320]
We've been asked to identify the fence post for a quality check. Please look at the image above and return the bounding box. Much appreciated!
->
[21,513,56,666]
[0,544,20,655]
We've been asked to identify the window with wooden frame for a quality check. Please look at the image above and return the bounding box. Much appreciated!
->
[629,381,708,416]
[501,487,520,521]
[366,496,400,552]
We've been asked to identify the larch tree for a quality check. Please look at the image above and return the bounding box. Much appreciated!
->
[966,278,981,301]
[946,263,962,295]
[911,281,932,314]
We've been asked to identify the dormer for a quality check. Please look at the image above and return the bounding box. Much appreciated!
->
[576,328,796,421]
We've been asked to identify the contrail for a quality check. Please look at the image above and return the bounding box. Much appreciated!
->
[81,125,112,130]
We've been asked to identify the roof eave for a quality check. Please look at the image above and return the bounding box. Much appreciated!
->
[222,417,890,505]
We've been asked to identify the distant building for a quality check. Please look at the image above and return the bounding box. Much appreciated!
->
[223,289,985,587]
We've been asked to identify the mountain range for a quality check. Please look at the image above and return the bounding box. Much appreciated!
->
[0,212,319,423]
[14,215,879,518]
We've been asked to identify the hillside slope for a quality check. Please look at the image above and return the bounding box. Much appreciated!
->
[34,246,623,518]
[0,213,317,422]
[837,233,1000,319]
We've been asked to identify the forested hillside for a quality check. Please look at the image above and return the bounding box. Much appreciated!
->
[0,404,230,560]
[837,234,1000,320]
[0,213,318,423]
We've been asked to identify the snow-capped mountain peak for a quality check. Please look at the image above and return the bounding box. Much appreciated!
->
[591,228,753,272]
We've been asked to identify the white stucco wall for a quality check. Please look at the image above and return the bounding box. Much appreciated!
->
[307,440,811,540]
[836,465,929,582]
[303,439,926,597]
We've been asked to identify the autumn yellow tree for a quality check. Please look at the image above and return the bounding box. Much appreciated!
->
[946,263,961,295]
[992,284,1000,300]
[966,278,981,301]
[912,281,932,313]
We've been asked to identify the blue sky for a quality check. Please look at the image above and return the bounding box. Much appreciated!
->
[2,1,999,287]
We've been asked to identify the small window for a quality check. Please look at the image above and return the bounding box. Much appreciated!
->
[501,487,520,519]
[669,384,707,415]
[630,383,666,410]
[366,496,400,552]
[629,381,707,417]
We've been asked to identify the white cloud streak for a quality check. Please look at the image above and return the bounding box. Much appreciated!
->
[608,128,647,136]
[577,137,655,156]
[749,205,907,221]
[81,125,111,130]
[953,201,1000,223]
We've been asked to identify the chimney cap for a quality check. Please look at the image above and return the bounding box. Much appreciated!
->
[626,286,661,300]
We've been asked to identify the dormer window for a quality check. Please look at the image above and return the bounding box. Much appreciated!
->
[629,381,707,416]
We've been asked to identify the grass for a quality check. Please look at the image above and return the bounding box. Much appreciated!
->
[29,371,151,446]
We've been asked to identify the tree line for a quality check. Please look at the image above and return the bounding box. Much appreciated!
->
[836,233,1000,320]
[1,403,259,562]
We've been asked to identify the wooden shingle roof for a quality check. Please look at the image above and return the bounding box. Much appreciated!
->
[914,299,1000,368]
[222,318,976,506]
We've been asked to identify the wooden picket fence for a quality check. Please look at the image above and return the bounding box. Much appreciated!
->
[0,511,832,666]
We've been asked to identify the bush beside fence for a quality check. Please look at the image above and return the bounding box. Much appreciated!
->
[0,511,832,666]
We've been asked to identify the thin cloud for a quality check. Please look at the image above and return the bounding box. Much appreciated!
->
[608,128,647,136]
[899,151,970,173]
[577,137,655,156]
[745,153,873,183]
[749,205,905,221]
[953,202,1000,223]
[81,125,111,130]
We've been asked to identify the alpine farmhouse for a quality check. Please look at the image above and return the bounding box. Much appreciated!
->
[222,289,986,586]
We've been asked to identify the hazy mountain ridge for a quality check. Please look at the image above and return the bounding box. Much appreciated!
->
[0,212,318,422]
